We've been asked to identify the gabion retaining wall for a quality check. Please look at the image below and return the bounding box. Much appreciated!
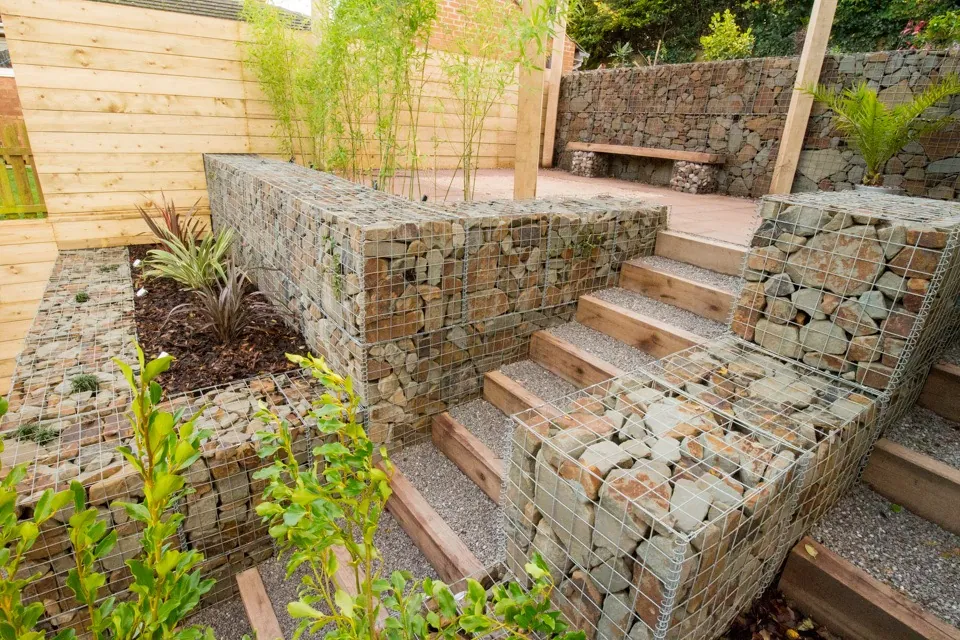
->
[0,248,326,633]
[205,154,668,446]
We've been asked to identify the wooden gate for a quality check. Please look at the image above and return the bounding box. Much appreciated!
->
[0,118,45,219]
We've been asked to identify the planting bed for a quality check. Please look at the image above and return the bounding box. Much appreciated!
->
[128,245,306,393]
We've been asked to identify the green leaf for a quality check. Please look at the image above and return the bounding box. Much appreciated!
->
[144,356,174,382]
[334,589,354,618]
[127,560,155,590]
[287,601,324,619]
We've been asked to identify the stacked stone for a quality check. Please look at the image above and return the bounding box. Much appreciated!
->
[505,337,876,640]
[570,151,609,178]
[205,155,668,446]
[733,191,960,396]
[670,162,719,194]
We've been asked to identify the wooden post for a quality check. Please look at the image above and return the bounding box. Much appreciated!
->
[768,0,838,194]
[540,17,568,168]
[513,0,546,199]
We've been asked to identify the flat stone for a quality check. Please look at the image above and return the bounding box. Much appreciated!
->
[597,462,672,548]
[468,288,509,321]
[888,246,940,278]
[597,591,633,640]
[669,479,711,532]
[856,362,894,389]
[560,440,632,500]
[764,296,795,324]
[904,278,929,313]
[774,233,808,253]
[803,352,854,373]
[833,301,879,336]
[799,320,849,355]
[791,289,825,318]
[754,319,802,359]
[784,228,885,296]
[530,520,572,584]
[876,270,907,301]
[848,335,881,362]
[905,224,947,249]
[777,205,828,236]
[858,290,889,319]
[643,397,716,439]
[878,224,907,259]
[763,273,795,297]
[747,245,787,274]
[650,437,681,464]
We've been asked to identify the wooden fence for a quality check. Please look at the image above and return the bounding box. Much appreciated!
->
[0,118,45,219]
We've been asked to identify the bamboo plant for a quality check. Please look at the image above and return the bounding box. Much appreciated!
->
[804,76,960,187]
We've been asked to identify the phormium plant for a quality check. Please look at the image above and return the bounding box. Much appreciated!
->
[253,353,583,640]
[136,193,204,247]
[145,229,234,291]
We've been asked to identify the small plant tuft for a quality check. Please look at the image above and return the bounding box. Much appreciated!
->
[12,421,58,446]
[70,373,100,394]
[97,264,119,273]
[75,291,90,303]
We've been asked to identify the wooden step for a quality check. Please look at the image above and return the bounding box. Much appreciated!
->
[529,330,623,388]
[575,294,705,359]
[432,412,504,504]
[862,438,960,535]
[236,568,283,640]
[780,537,960,640]
[482,370,556,418]
[654,230,746,276]
[378,462,485,583]
[919,361,960,422]
[620,260,733,323]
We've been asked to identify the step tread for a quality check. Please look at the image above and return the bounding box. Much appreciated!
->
[392,441,504,569]
[591,287,727,340]
[546,321,655,373]
[884,405,960,471]
[629,255,740,293]
[654,230,747,276]
[499,359,579,405]
[447,398,513,461]
[811,483,960,629]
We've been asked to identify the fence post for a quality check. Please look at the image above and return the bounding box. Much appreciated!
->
[514,0,546,199]
[540,13,567,168]
[768,0,838,194]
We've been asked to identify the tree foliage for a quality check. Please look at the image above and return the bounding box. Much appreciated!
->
[700,9,755,60]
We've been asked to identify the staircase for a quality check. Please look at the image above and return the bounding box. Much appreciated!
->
[380,229,960,640]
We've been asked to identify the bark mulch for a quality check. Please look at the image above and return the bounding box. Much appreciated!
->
[721,588,842,640]
[129,244,307,393]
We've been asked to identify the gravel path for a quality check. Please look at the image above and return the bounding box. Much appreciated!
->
[941,339,960,366]
[448,398,514,461]
[547,321,655,373]
[812,483,960,626]
[392,442,505,567]
[884,405,960,469]
[630,255,740,292]
[592,287,728,339]
[499,359,579,404]
[189,596,252,639]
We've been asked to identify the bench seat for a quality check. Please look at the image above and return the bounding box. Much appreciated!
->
[565,141,723,164]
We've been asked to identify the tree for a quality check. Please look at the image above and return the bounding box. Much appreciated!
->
[700,9,755,60]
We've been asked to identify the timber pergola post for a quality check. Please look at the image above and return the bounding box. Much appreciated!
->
[541,12,568,168]
[513,0,546,199]
[768,0,838,194]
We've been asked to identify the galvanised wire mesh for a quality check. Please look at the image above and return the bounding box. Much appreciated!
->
[206,155,668,449]
[504,366,809,640]
[732,190,960,395]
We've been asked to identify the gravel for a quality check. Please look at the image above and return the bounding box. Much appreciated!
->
[812,483,960,626]
[631,255,740,292]
[448,398,514,461]
[374,510,440,580]
[941,339,960,366]
[499,359,578,404]
[188,596,252,639]
[547,321,656,373]
[392,441,504,567]
[592,287,728,339]
[883,405,960,470]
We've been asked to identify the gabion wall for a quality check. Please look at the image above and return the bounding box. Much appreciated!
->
[205,154,667,446]
[734,191,960,396]
[0,249,327,633]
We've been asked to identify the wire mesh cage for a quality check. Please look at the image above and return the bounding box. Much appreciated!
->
[205,155,668,449]
[733,190,960,394]
[504,363,811,640]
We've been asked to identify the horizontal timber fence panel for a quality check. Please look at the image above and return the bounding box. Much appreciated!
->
[0,0,529,249]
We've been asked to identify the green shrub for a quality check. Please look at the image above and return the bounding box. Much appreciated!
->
[254,353,583,640]
[700,9,754,61]
[916,11,960,48]
[70,373,100,394]
[144,228,234,291]
[75,291,90,304]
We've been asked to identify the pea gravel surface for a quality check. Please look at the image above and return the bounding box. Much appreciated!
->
[812,483,960,626]
[499,360,578,404]
[591,288,728,339]
[883,405,960,470]
[629,255,740,292]
[448,398,514,461]
[546,321,656,373]
[188,596,252,639]
[392,441,505,568]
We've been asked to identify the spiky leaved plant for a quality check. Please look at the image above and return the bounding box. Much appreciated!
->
[144,228,234,291]
[805,76,960,186]
[136,193,203,247]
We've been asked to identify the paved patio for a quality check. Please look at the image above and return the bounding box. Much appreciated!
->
[413,169,759,246]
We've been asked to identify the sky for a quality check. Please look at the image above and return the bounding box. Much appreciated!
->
[270,0,310,15]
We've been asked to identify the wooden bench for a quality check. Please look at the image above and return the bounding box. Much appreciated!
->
[565,142,724,193]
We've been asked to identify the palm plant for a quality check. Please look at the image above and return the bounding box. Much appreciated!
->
[804,76,960,186]
[144,228,234,291]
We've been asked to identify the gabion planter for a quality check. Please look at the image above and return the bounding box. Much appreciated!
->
[205,155,667,446]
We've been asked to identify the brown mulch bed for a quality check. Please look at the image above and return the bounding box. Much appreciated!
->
[129,245,307,393]
[722,588,842,640]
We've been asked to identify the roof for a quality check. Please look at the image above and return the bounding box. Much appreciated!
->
[89,0,310,28]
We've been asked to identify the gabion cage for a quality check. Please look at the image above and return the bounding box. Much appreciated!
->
[504,368,810,640]
[205,154,668,447]
[733,191,960,395]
